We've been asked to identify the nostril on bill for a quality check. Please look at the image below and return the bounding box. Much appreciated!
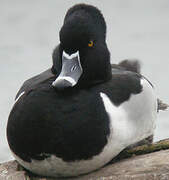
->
[71,66,77,72]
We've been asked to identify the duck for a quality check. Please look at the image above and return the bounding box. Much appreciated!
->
[7,4,158,177]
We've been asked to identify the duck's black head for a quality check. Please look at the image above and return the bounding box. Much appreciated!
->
[52,4,112,90]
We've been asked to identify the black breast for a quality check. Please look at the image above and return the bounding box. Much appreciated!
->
[7,83,110,162]
[7,69,143,163]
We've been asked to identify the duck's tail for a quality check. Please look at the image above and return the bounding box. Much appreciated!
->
[118,59,141,73]
[157,99,169,111]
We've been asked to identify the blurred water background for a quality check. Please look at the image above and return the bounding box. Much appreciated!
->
[0,0,169,162]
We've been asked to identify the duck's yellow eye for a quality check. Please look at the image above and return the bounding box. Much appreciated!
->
[88,40,94,47]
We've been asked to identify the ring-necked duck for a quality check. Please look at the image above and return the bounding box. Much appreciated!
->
[7,4,158,177]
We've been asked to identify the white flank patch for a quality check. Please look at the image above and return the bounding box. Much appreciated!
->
[101,78,157,148]
[12,78,157,177]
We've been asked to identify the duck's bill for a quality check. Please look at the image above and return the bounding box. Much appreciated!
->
[52,51,83,89]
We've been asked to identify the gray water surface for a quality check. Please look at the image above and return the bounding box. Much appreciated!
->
[0,0,169,162]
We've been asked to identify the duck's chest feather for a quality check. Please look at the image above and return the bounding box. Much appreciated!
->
[7,85,111,163]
